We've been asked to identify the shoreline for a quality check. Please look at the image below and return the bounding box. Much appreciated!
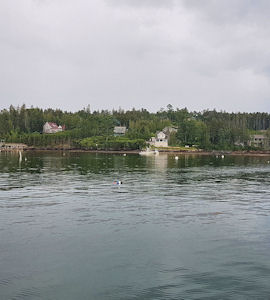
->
[14,148,270,156]
[2,143,270,156]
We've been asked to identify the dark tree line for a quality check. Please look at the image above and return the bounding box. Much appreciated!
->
[1,104,270,150]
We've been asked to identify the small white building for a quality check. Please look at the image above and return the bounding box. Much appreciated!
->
[114,126,127,136]
[148,131,168,147]
[43,122,64,134]
[249,134,268,148]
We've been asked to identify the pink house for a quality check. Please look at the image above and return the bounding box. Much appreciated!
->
[43,122,65,134]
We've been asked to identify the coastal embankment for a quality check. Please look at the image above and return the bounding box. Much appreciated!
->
[0,142,27,151]
[2,143,270,156]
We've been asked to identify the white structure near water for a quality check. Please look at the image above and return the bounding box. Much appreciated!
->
[148,126,178,148]
[148,131,168,147]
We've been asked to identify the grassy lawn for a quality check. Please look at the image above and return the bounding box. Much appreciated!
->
[152,146,199,151]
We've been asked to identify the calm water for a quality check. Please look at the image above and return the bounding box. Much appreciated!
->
[1,152,270,299]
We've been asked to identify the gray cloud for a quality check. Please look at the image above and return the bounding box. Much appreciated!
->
[0,0,270,112]
[182,0,270,23]
[106,0,174,9]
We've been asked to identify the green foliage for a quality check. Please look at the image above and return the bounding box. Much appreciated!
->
[127,119,171,140]
[1,104,270,150]
[168,132,178,146]
[80,136,146,150]
[5,131,74,147]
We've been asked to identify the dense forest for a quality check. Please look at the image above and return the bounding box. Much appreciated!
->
[1,104,270,150]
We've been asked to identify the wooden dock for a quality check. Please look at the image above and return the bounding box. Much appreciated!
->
[0,143,27,151]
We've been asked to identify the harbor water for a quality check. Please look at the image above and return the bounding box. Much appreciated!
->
[1,152,270,299]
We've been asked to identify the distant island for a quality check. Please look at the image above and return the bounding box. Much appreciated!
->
[1,104,270,152]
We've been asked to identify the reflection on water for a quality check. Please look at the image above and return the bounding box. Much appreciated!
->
[1,152,270,299]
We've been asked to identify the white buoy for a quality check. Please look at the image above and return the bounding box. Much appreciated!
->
[123,153,127,156]
[175,156,179,160]
[221,155,224,159]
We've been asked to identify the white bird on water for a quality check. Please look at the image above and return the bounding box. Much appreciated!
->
[175,156,179,160]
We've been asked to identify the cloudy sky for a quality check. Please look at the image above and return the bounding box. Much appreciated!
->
[1,0,270,112]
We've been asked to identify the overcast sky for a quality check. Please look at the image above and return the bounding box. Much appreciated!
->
[1,0,270,112]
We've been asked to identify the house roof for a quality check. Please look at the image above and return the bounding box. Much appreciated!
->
[157,131,166,138]
[114,126,127,134]
[46,122,59,129]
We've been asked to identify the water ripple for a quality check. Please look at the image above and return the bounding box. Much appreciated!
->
[1,153,270,299]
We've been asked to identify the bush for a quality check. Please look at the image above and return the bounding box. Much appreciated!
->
[80,136,146,150]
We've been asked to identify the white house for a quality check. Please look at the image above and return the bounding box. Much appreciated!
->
[43,122,64,134]
[148,131,168,147]
[249,134,268,148]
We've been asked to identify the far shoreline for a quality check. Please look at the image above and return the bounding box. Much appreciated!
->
[17,148,270,157]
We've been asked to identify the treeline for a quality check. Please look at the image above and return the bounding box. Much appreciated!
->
[1,104,270,150]
[80,137,146,151]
